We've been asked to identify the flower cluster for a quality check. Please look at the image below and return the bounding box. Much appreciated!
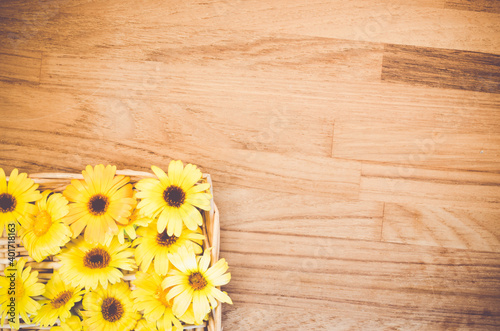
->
[0,161,232,331]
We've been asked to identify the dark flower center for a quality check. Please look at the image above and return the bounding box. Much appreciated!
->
[51,290,73,308]
[163,186,185,208]
[0,193,16,213]
[87,194,109,215]
[101,297,124,322]
[188,272,208,290]
[83,247,111,269]
[156,231,178,247]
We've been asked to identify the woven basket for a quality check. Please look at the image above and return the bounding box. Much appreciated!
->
[0,170,222,331]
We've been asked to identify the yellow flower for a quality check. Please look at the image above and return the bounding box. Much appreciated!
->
[134,221,204,275]
[19,191,72,262]
[82,282,140,331]
[135,318,159,331]
[131,268,183,331]
[32,271,85,327]
[0,168,41,236]
[50,315,83,331]
[63,165,135,243]
[163,247,232,324]
[135,161,212,237]
[106,204,152,245]
[0,258,45,329]
[57,237,136,290]
[176,303,208,326]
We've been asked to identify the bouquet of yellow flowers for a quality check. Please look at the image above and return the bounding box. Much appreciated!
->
[0,161,232,331]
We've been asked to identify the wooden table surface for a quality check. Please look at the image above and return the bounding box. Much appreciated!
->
[1,0,500,330]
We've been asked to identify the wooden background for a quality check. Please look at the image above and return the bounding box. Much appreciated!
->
[1,0,500,329]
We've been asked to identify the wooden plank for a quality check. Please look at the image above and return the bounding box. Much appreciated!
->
[0,78,336,158]
[145,35,385,83]
[0,0,77,50]
[196,2,500,53]
[359,163,500,208]
[334,123,500,172]
[382,203,500,252]
[332,99,500,172]
[0,82,85,125]
[39,36,384,87]
[382,44,500,93]
[2,0,499,55]
[217,186,384,241]
[0,125,361,200]
[328,80,500,172]
[445,0,500,13]
[222,304,469,330]
[220,230,500,329]
[0,49,41,83]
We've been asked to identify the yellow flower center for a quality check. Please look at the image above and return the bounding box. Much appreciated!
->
[83,247,111,269]
[51,290,73,308]
[156,231,178,247]
[155,287,171,307]
[0,193,16,213]
[163,186,185,208]
[87,194,109,216]
[33,210,52,236]
[101,297,124,322]
[188,272,208,291]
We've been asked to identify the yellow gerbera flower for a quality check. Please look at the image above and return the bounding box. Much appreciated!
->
[163,247,232,324]
[131,268,183,331]
[0,168,41,236]
[135,318,159,331]
[82,282,140,331]
[135,161,212,237]
[106,204,152,245]
[0,258,45,329]
[177,303,208,325]
[19,191,72,262]
[57,237,136,290]
[134,221,204,275]
[63,164,135,243]
[49,315,83,331]
[32,271,85,327]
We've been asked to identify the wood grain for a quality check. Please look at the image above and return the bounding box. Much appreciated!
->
[332,85,500,171]
[0,49,41,83]
[1,0,499,54]
[221,230,500,330]
[217,186,384,241]
[382,203,500,252]
[1,0,499,329]
[382,44,500,93]
[0,120,362,199]
[360,163,500,208]
[445,0,500,13]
